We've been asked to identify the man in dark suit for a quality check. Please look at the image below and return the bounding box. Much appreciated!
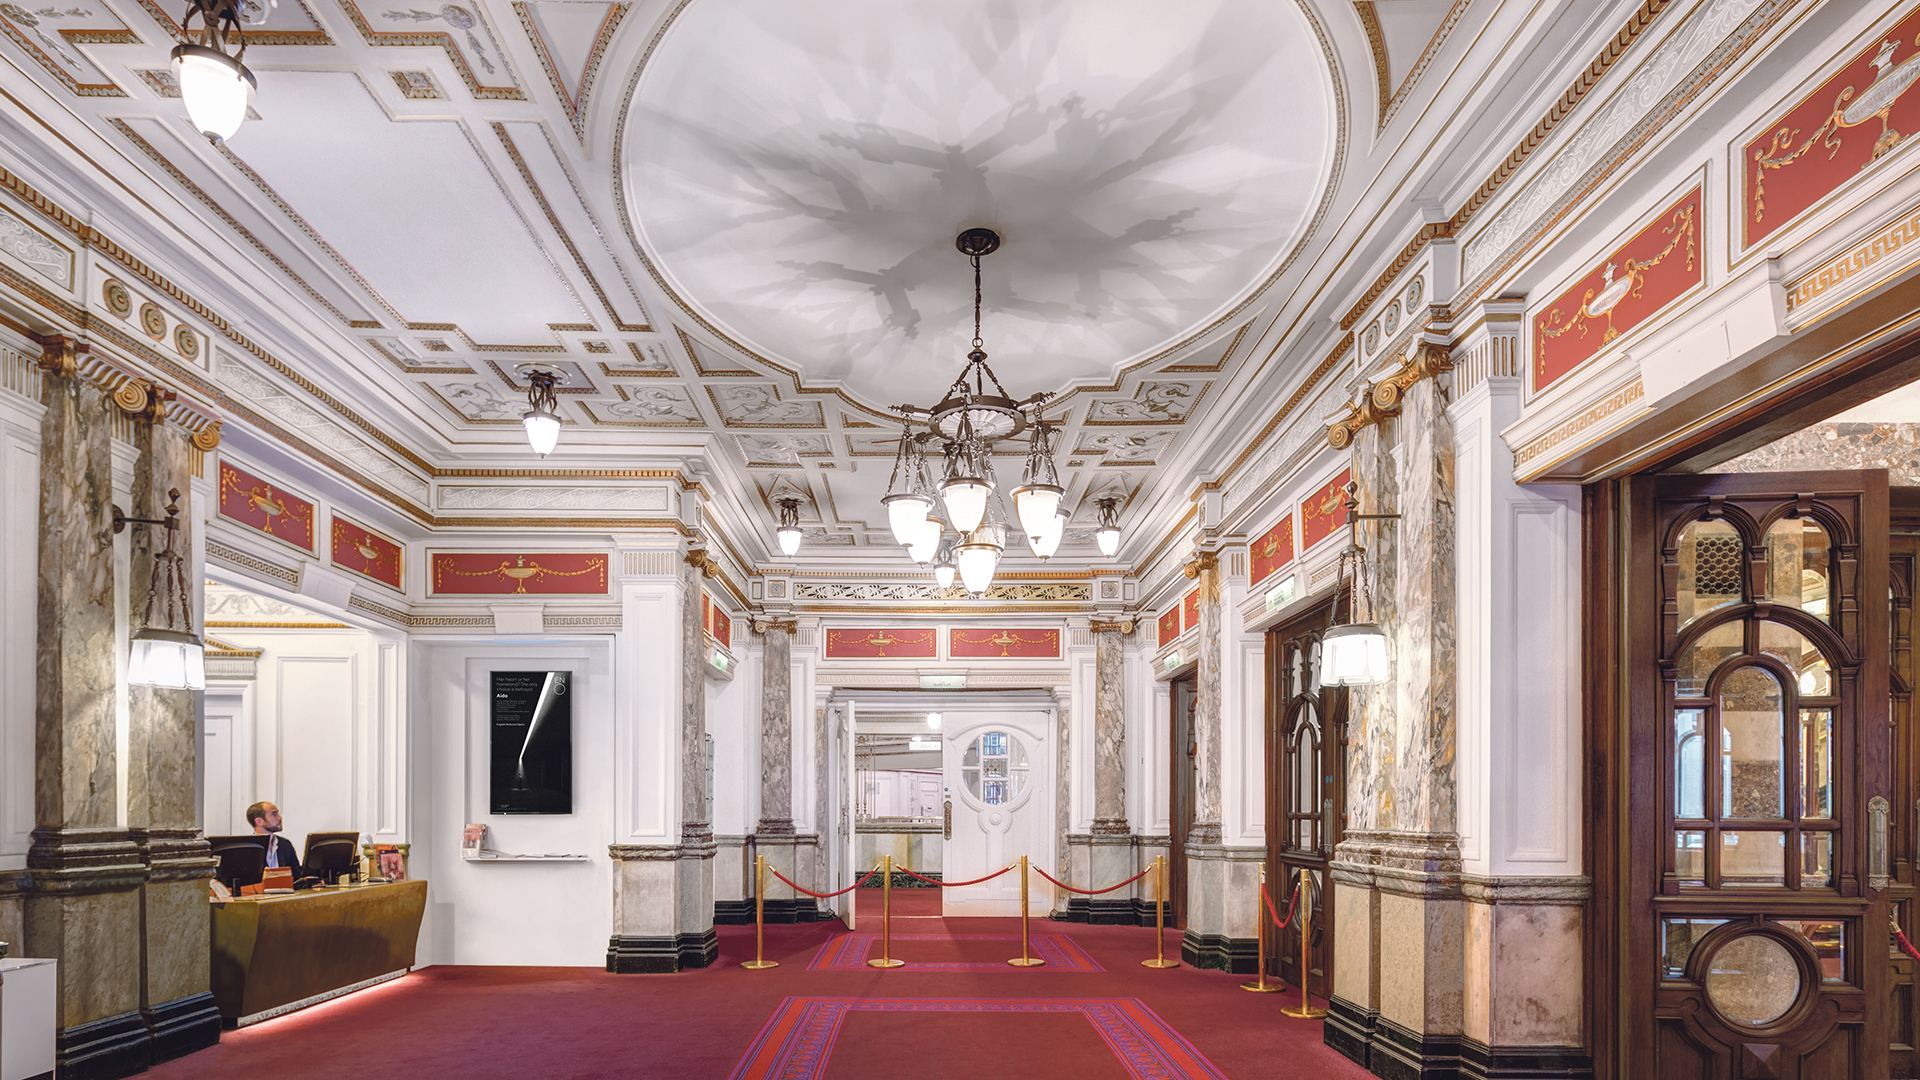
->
[246,801,302,881]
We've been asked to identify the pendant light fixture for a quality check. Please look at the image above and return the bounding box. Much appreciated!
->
[173,0,255,142]
[1094,496,1122,557]
[1011,416,1063,542]
[940,413,991,534]
[517,364,565,457]
[882,416,936,545]
[1321,482,1397,687]
[774,497,803,556]
[905,515,943,565]
[116,489,205,691]
[1031,505,1067,560]
[931,539,957,589]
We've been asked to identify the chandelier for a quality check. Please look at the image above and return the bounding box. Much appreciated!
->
[517,364,565,457]
[173,0,256,142]
[878,228,1095,594]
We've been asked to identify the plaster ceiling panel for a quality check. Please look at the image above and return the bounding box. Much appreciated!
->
[109,117,383,326]
[494,120,650,329]
[227,70,587,343]
[622,0,1332,407]
[1370,0,1454,92]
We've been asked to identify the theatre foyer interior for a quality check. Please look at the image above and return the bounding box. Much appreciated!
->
[10,0,1920,1077]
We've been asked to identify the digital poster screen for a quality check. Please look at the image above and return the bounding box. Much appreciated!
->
[489,671,573,814]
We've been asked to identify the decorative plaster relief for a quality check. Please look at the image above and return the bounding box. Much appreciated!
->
[1462,0,1770,280]
[794,582,1089,602]
[585,385,703,424]
[709,384,824,426]
[330,515,404,589]
[1249,514,1294,586]
[1156,606,1180,648]
[430,551,609,594]
[1084,382,1205,424]
[0,203,72,287]
[437,380,522,420]
[950,628,1061,658]
[436,485,670,511]
[217,353,430,501]
[1071,430,1175,465]
[205,582,340,625]
[1300,468,1351,550]
[218,460,318,552]
[738,432,829,465]
[823,628,937,659]
[1745,7,1920,247]
[605,340,675,374]
[1786,200,1920,315]
[0,1,133,94]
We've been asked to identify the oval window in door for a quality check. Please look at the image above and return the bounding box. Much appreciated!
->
[962,731,1028,805]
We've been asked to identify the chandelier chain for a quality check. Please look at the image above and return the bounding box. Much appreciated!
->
[971,254,984,353]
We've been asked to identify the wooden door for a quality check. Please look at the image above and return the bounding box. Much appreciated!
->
[1169,674,1197,929]
[1887,493,1919,1076]
[1264,598,1345,997]
[1625,471,1890,1078]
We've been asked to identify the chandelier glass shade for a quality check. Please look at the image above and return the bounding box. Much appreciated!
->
[172,0,254,141]
[117,490,205,691]
[905,516,943,564]
[931,540,957,589]
[1031,506,1067,560]
[774,497,803,556]
[1011,417,1063,541]
[518,366,564,457]
[1323,498,1392,686]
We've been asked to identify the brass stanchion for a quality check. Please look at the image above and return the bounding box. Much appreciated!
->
[1280,867,1327,1018]
[1241,864,1281,992]
[1008,855,1045,966]
[867,855,904,968]
[741,853,778,969]
[1141,854,1178,969]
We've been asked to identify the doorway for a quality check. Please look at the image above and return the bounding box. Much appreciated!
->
[944,710,1053,916]
[1168,673,1197,929]
[1264,597,1345,997]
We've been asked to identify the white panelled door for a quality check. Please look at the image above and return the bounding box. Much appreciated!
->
[942,711,1052,917]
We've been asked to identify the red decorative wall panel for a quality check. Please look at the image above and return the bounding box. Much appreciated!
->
[218,461,316,552]
[709,601,732,648]
[950,628,1060,659]
[330,516,403,589]
[1181,589,1199,632]
[1157,607,1181,649]
[430,553,608,595]
[1745,14,1920,248]
[823,628,936,659]
[1534,185,1701,390]
[1250,514,1294,586]
[1301,469,1352,550]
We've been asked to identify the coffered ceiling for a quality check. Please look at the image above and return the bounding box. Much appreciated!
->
[0,0,1579,571]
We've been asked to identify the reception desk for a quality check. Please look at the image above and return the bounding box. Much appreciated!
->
[210,879,427,1025]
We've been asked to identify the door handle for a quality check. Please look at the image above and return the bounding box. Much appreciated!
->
[1871,795,1890,890]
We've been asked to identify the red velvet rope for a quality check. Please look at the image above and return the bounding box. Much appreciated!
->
[1260,882,1301,931]
[898,864,1017,888]
[768,866,879,899]
[1031,864,1155,896]
[1896,923,1920,964]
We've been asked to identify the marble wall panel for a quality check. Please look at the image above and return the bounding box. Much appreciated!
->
[1377,890,1465,1034]
[26,891,139,1027]
[1715,422,1920,483]
[1489,902,1583,1046]
[1331,881,1378,1010]
[758,627,792,831]
[142,880,208,1005]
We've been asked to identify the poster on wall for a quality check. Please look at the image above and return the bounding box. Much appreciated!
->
[490,671,573,814]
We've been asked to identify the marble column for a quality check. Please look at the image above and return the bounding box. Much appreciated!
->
[751,619,805,921]
[1181,551,1241,968]
[26,341,150,1078]
[676,550,716,964]
[1082,619,1138,923]
[1328,357,1466,1074]
[128,409,219,1062]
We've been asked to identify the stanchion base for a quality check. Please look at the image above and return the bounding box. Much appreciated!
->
[866,958,906,969]
[1140,958,1179,969]
[1007,957,1046,967]
[1240,980,1284,993]
[741,960,779,970]
[1280,1005,1328,1018]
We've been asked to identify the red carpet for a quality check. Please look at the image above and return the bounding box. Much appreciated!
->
[146,917,1370,1080]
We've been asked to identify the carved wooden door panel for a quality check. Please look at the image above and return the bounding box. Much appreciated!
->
[1264,598,1345,998]
[1887,502,1918,1076]
[1169,674,1197,930]
[1628,472,1889,1079]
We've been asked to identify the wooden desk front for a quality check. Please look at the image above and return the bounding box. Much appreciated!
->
[209,880,426,1023]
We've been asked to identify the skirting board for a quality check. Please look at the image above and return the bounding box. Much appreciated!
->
[1179,929,1257,974]
[1326,997,1592,1080]
[55,1009,149,1080]
[233,971,406,1028]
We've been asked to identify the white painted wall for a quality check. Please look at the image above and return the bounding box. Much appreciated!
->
[0,364,40,870]
[419,639,615,966]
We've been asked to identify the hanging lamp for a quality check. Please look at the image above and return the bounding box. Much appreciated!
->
[116,490,206,691]
[774,497,803,556]
[172,0,255,142]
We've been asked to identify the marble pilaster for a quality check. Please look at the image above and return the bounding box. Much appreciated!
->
[128,413,218,1062]
[1180,555,1243,967]
[675,551,714,965]
[27,346,148,1078]
[750,619,802,919]
[1074,620,1140,923]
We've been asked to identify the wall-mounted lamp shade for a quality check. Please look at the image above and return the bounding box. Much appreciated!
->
[172,44,255,142]
[942,477,990,534]
[1012,483,1063,541]
[1321,622,1389,686]
[955,540,998,594]
[905,517,942,564]
[522,409,560,457]
[128,628,205,691]
[776,523,803,556]
[884,492,933,546]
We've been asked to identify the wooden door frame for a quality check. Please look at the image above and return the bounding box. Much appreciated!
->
[1263,594,1346,996]
[1169,672,1197,930]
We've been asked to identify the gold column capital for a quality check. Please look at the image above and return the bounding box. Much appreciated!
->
[1088,618,1135,636]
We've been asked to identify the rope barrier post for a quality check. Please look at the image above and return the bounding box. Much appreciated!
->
[867,855,904,968]
[1142,854,1178,969]
[1241,864,1281,993]
[1281,867,1327,1018]
[1008,855,1045,967]
[741,854,777,970]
